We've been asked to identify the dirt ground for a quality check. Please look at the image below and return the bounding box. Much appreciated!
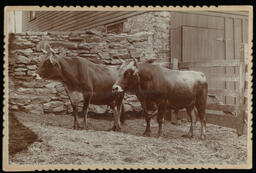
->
[8,111,248,165]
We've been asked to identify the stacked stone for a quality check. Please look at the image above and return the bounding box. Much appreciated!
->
[124,11,171,59]
[8,30,153,115]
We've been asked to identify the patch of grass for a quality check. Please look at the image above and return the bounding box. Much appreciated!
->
[8,111,39,156]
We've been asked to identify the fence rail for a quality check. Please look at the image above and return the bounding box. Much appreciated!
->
[179,59,241,69]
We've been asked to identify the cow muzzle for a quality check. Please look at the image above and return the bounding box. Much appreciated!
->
[32,72,42,80]
[112,84,124,93]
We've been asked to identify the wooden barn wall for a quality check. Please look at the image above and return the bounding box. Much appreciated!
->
[22,11,144,32]
[170,11,248,105]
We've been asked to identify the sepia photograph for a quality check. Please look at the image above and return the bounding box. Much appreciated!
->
[3,6,252,171]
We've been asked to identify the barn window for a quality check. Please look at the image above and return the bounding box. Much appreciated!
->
[29,11,36,21]
[106,21,124,34]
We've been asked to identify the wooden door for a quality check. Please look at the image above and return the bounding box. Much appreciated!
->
[181,25,226,104]
[170,12,248,106]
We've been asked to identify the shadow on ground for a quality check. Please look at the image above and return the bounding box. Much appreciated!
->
[8,112,39,156]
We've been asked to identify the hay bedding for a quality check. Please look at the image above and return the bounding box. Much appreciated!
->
[9,112,247,165]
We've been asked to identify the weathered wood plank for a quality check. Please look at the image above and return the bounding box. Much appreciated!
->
[206,103,238,112]
[245,72,249,81]
[208,88,240,97]
[244,89,248,98]
[225,17,235,105]
[236,44,246,136]
[206,112,238,129]
[177,109,238,129]
[174,11,248,20]
[23,11,144,32]
[151,62,170,68]
[211,75,239,82]
[179,59,240,69]
[170,28,182,62]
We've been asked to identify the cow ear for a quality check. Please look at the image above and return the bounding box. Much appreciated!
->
[132,57,138,67]
[132,67,138,75]
[119,61,125,70]
[131,62,139,75]
[49,53,57,65]
[134,60,137,67]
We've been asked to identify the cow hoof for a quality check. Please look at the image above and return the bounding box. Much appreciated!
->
[113,127,121,132]
[143,131,151,137]
[200,135,206,140]
[82,125,89,130]
[107,127,113,131]
[108,126,121,132]
[157,134,163,138]
[157,135,163,139]
[73,125,80,130]
[182,134,193,138]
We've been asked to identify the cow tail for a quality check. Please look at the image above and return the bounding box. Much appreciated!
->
[195,82,208,124]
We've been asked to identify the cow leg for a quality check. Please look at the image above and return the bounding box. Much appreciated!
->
[108,106,121,132]
[82,94,92,130]
[197,109,206,140]
[192,108,198,127]
[108,94,124,132]
[171,110,179,125]
[64,88,81,130]
[120,104,126,125]
[182,107,194,138]
[111,104,122,132]
[72,107,80,130]
[157,103,166,138]
[143,113,151,137]
[113,95,124,131]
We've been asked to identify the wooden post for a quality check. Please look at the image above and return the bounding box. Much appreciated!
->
[172,58,178,70]
[236,43,247,136]
[166,58,179,123]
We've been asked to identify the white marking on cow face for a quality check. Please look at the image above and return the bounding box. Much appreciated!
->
[120,60,138,76]
[36,52,61,80]
[35,73,42,80]
[112,84,124,93]
[113,60,139,92]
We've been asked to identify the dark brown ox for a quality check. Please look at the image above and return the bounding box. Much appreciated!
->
[36,43,124,131]
[112,60,208,139]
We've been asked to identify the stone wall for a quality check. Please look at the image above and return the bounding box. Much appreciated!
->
[8,11,172,115]
[8,29,155,115]
[124,12,171,59]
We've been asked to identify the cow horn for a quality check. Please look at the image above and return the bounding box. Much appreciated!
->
[120,59,125,64]
[140,51,145,58]
[131,56,137,63]
[116,56,125,64]
[49,47,56,54]
[127,49,132,58]
[41,48,48,54]
[97,53,104,59]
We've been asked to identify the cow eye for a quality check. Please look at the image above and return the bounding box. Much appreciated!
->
[45,60,51,65]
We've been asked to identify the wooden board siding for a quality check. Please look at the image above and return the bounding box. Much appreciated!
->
[22,11,145,32]
[170,11,248,105]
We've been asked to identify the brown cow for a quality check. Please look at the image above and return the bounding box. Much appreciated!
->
[112,60,208,139]
[36,43,124,131]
